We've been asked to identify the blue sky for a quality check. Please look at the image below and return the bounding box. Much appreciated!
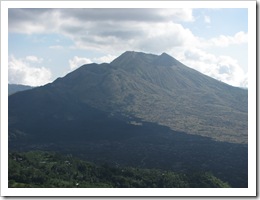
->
[8,8,248,87]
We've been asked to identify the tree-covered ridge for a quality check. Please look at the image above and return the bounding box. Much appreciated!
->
[9,151,230,188]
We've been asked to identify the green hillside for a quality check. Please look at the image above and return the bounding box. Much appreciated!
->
[9,151,230,188]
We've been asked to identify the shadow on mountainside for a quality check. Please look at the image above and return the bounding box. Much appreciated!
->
[9,109,248,188]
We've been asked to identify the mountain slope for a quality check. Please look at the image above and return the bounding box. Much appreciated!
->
[109,51,247,143]
[9,51,247,144]
[8,51,248,187]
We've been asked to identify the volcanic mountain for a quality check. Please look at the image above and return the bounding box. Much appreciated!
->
[8,51,248,187]
[9,51,247,144]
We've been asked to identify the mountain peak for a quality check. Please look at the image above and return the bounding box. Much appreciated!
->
[161,52,170,56]
[110,51,157,67]
[116,51,158,59]
[111,51,183,69]
[159,52,174,60]
[154,52,183,67]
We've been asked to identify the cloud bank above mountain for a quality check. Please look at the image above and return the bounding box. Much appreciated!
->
[8,8,248,87]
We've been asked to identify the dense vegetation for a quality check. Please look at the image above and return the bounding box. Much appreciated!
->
[9,116,248,188]
[9,151,230,188]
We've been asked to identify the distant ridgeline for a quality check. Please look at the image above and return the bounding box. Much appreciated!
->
[8,51,248,188]
[8,84,33,95]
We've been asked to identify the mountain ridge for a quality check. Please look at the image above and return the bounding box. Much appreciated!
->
[9,51,247,144]
[8,84,33,95]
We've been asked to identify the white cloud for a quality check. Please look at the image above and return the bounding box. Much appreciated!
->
[9,8,195,34]
[8,56,52,86]
[25,55,43,63]
[216,56,245,86]
[209,31,248,47]
[69,56,92,70]
[179,47,246,87]
[131,22,199,54]
[93,55,117,63]
[240,73,248,88]
[8,9,196,55]
[204,15,211,23]
[158,8,194,22]
[9,9,63,34]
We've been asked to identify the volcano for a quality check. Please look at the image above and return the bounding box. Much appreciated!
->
[8,51,248,187]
